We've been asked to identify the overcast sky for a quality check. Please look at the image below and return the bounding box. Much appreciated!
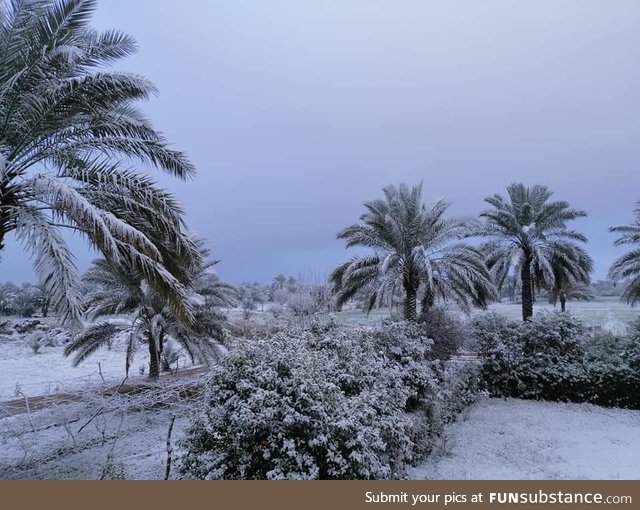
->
[2,0,640,284]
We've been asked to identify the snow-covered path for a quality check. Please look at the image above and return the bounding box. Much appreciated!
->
[410,398,640,480]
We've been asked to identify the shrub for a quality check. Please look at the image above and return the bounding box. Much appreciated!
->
[27,332,44,354]
[287,291,317,316]
[474,311,640,408]
[419,307,467,360]
[100,455,127,480]
[179,319,479,480]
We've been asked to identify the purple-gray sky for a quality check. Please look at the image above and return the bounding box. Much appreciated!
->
[2,0,640,284]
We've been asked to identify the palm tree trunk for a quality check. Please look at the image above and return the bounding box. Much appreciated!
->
[0,212,6,252]
[418,288,435,322]
[403,288,417,321]
[148,333,160,380]
[520,257,534,321]
[0,185,13,253]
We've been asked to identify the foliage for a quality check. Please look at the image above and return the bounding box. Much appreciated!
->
[179,318,480,480]
[100,455,127,480]
[609,203,640,305]
[160,341,181,372]
[0,282,45,317]
[479,183,590,320]
[0,0,196,322]
[27,332,44,354]
[65,240,235,379]
[331,183,495,321]
[419,306,467,360]
[474,312,640,408]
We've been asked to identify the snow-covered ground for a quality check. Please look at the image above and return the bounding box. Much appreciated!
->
[410,398,640,480]
[0,339,149,400]
[0,316,203,400]
[0,383,196,480]
[3,396,638,479]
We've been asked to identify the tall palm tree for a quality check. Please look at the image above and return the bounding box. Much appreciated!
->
[609,203,640,305]
[0,0,195,322]
[330,183,495,321]
[64,243,235,379]
[479,183,588,320]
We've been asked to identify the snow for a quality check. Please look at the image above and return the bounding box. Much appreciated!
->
[4,395,639,479]
[0,371,203,480]
[0,399,190,480]
[410,398,640,480]
[0,340,149,400]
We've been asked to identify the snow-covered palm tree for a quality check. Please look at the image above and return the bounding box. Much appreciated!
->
[609,203,640,305]
[479,183,588,320]
[547,244,593,312]
[65,243,235,379]
[0,281,17,315]
[0,0,195,322]
[330,183,495,321]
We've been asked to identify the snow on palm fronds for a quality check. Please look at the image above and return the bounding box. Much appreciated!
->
[0,0,195,322]
[609,202,640,306]
[478,183,591,320]
[65,239,236,379]
[330,183,495,321]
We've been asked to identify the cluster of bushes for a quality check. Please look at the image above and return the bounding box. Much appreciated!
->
[474,312,640,409]
[178,316,479,479]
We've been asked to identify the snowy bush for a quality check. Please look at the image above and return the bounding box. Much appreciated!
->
[27,332,44,353]
[100,455,127,480]
[436,362,484,423]
[178,319,477,480]
[287,291,317,316]
[419,307,467,360]
[474,312,640,408]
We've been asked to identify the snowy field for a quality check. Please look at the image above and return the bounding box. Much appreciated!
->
[3,396,638,479]
[0,317,201,400]
[0,341,149,400]
[0,387,193,480]
[334,297,636,332]
[0,300,638,480]
[0,297,635,402]
[410,398,640,480]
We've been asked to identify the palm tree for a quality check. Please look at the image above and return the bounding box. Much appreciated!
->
[330,183,495,321]
[551,282,594,312]
[547,244,593,312]
[479,183,588,320]
[609,203,640,305]
[0,0,195,322]
[0,282,16,315]
[64,245,235,379]
[272,274,287,291]
[195,267,238,312]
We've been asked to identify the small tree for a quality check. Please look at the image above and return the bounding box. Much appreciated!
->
[238,283,257,319]
[65,242,233,379]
